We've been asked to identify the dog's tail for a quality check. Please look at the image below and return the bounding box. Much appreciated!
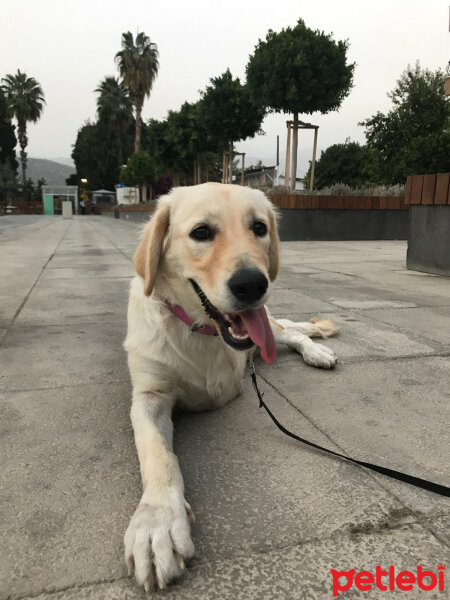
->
[309,318,340,339]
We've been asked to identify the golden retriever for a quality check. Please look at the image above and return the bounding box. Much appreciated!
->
[123,183,338,590]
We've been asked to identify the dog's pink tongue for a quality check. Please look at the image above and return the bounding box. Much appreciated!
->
[239,307,276,365]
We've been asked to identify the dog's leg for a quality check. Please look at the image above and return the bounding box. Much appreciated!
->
[124,390,195,591]
[269,316,338,369]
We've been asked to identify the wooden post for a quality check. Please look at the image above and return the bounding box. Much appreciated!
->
[222,153,226,183]
[284,121,291,188]
[310,128,318,191]
[241,153,245,185]
[197,154,201,185]
[229,142,233,184]
[223,153,228,183]
[290,113,298,191]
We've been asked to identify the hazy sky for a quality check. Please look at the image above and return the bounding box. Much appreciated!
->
[2,0,449,175]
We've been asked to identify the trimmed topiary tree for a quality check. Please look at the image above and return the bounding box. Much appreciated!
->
[246,19,355,190]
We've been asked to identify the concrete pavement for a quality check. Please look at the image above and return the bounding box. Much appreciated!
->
[0,215,449,599]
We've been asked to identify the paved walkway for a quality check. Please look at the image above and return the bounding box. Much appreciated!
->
[0,216,449,599]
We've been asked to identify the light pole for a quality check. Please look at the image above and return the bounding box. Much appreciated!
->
[80,178,88,215]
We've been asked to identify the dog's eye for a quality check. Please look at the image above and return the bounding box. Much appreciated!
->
[252,221,268,237]
[190,224,214,241]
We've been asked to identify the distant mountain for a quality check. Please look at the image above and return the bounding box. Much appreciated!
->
[26,158,75,186]
[54,156,75,167]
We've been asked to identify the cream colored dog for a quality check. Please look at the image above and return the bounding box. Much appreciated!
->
[124,183,338,591]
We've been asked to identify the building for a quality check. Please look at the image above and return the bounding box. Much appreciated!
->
[42,186,78,214]
[91,189,115,204]
[115,185,139,205]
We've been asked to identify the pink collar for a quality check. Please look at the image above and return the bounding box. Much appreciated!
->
[165,301,218,336]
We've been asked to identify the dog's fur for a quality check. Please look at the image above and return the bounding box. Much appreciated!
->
[124,183,338,590]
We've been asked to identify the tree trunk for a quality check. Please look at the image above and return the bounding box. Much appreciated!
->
[134,97,144,153]
[18,119,28,185]
[197,154,201,184]
[290,113,298,191]
[310,128,318,191]
[117,124,123,172]
[229,141,233,184]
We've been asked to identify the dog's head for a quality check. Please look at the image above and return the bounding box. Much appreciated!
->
[134,183,280,363]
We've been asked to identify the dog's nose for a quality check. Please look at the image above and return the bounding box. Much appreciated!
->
[228,268,268,305]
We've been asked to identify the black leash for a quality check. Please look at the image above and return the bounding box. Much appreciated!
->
[249,358,450,498]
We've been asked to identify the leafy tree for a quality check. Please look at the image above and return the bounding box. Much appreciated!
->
[115,31,159,153]
[0,90,17,171]
[165,101,216,179]
[361,63,450,184]
[143,118,174,177]
[33,177,46,202]
[96,76,134,170]
[143,103,219,184]
[1,70,45,184]
[72,121,120,190]
[303,140,370,189]
[66,173,77,185]
[246,19,354,189]
[72,113,134,190]
[120,151,155,187]
[71,122,101,188]
[0,91,18,208]
[199,69,265,180]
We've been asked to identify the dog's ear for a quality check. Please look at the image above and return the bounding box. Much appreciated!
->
[133,202,170,296]
[268,205,280,281]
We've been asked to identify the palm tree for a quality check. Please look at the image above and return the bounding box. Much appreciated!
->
[1,70,45,184]
[115,31,159,153]
[95,76,133,169]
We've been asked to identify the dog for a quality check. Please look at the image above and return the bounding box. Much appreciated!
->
[123,183,338,591]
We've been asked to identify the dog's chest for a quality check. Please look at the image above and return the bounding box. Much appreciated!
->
[169,330,247,406]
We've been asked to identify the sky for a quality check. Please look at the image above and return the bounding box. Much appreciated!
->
[1,0,449,176]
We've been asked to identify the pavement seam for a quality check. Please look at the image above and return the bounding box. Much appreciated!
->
[0,378,130,394]
[350,307,450,351]
[3,575,127,600]
[255,372,448,539]
[265,351,450,372]
[0,221,72,348]
[8,520,442,600]
[83,219,134,263]
[278,291,450,310]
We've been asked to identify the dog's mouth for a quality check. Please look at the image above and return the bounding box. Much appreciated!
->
[189,279,276,365]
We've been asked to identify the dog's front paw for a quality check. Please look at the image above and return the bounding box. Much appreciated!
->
[302,342,337,369]
[124,498,195,591]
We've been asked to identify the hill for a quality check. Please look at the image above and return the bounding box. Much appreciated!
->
[26,158,75,186]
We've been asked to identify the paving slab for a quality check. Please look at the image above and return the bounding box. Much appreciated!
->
[15,277,131,327]
[265,310,439,360]
[0,382,136,598]
[274,269,450,309]
[256,356,450,518]
[0,322,129,392]
[364,305,450,348]
[41,265,135,280]
[47,255,132,269]
[29,524,448,600]
[0,378,417,599]
[0,217,448,600]
[267,288,336,315]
